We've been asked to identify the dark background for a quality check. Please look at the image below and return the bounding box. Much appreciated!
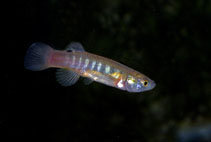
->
[2,0,211,141]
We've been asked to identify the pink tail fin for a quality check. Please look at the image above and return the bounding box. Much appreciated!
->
[24,42,53,71]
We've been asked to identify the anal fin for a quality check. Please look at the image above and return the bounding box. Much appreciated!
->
[56,69,80,86]
[83,78,94,85]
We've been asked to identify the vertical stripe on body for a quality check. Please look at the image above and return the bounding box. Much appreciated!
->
[71,55,76,67]
[76,56,82,69]
[112,68,121,79]
[105,65,110,74]
[91,60,96,70]
[97,62,102,72]
[84,58,89,69]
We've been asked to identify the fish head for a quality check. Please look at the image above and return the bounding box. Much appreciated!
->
[125,74,156,93]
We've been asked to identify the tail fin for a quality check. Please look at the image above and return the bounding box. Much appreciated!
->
[24,42,53,71]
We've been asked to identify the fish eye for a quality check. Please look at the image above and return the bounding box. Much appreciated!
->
[143,80,148,87]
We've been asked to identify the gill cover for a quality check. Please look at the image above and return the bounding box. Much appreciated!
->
[125,75,141,92]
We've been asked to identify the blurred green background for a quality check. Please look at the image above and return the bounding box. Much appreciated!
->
[2,0,211,141]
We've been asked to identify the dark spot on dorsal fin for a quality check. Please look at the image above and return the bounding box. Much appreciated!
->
[65,42,85,52]
[66,49,72,52]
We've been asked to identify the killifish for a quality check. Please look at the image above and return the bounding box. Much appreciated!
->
[24,42,156,92]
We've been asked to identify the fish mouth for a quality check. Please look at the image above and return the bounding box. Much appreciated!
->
[150,81,156,89]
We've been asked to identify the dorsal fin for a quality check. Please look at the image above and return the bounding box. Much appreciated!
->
[66,42,85,52]
[56,69,80,86]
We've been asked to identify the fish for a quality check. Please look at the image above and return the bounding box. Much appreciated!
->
[24,42,156,92]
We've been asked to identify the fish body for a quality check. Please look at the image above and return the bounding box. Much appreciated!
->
[24,42,156,92]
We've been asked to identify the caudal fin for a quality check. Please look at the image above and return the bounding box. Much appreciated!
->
[24,42,53,71]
